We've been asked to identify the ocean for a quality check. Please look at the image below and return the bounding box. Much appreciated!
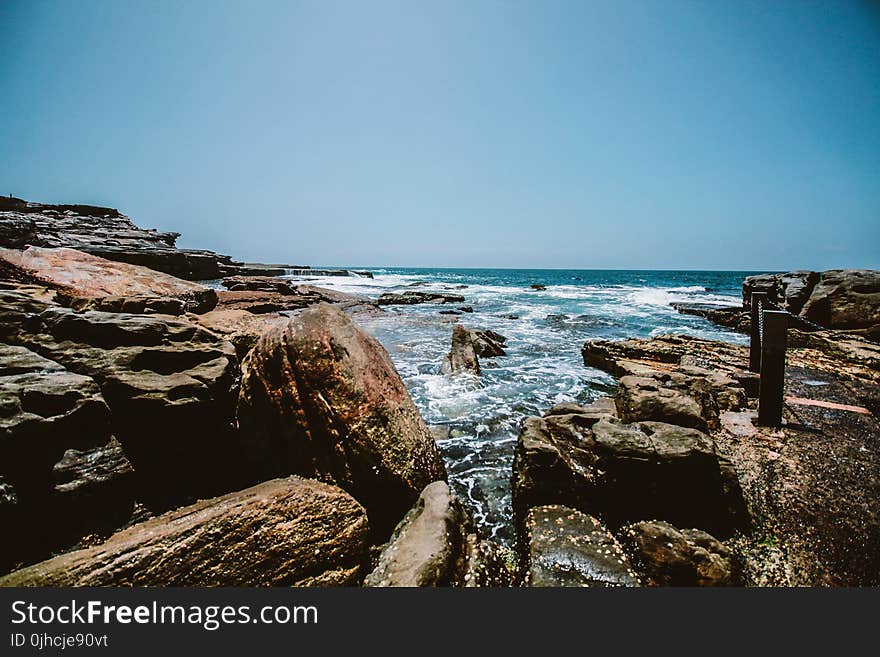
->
[286,268,756,544]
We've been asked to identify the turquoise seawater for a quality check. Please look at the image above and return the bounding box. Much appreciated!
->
[288,268,756,543]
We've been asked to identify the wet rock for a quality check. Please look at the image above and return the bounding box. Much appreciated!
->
[0,477,370,586]
[441,325,482,375]
[378,291,465,306]
[459,533,513,587]
[512,409,747,537]
[458,306,473,313]
[364,481,473,587]
[530,284,547,291]
[440,326,507,375]
[0,246,217,313]
[520,505,640,587]
[619,520,737,586]
[237,304,447,536]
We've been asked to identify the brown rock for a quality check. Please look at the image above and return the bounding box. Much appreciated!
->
[364,481,473,587]
[0,246,217,313]
[237,304,446,536]
[620,520,737,586]
[0,477,370,586]
[520,505,640,587]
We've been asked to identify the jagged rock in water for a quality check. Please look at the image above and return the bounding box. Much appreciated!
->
[520,505,640,587]
[0,477,370,586]
[619,520,737,586]
[440,326,507,375]
[512,407,748,538]
[237,304,446,537]
[0,246,217,313]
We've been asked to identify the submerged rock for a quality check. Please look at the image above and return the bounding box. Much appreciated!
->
[0,246,217,313]
[619,520,737,586]
[237,304,446,536]
[0,477,370,586]
[520,505,640,587]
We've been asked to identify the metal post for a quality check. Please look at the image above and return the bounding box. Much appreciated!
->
[757,310,788,427]
[749,292,767,372]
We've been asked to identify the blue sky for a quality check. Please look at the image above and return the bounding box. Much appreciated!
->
[1,0,878,269]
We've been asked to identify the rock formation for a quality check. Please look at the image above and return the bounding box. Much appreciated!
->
[440,325,507,375]
[519,505,640,587]
[0,477,370,587]
[0,246,218,313]
[236,304,447,536]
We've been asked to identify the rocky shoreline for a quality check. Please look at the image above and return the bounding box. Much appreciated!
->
[1,198,878,587]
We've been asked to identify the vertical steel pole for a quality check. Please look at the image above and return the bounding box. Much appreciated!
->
[757,310,788,427]
[749,292,767,373]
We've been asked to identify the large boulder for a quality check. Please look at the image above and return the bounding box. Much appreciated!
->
[0,343,136,572]
[0,477,370,586]
[512,407,747,538]
[619,520,737,586]
[237,304,446,536]
[800,269,880,331]
[0,246,217,313]
[743,271,819,315]
[520,505,640,587]
[615,369,745,432]
[0,289,240,507]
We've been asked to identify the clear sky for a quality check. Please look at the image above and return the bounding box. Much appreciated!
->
[1,1,878,270]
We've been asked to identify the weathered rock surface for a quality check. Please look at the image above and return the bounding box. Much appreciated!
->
[616,369,746,432]
[216,284,377,315]
[743,269,880,338]
[520,505,640,587]
[0,343,137,571]
[365,481,473,587]
[237,304,446,536]
[0,246,217,313]
[512,407,747,537]
[440,326,507,375]
[0,477,370,586]
[0,197,301,281]
[800,269,880,332]
[378,291,465,306]
[619,520,737,586]
[0,289,240,507]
